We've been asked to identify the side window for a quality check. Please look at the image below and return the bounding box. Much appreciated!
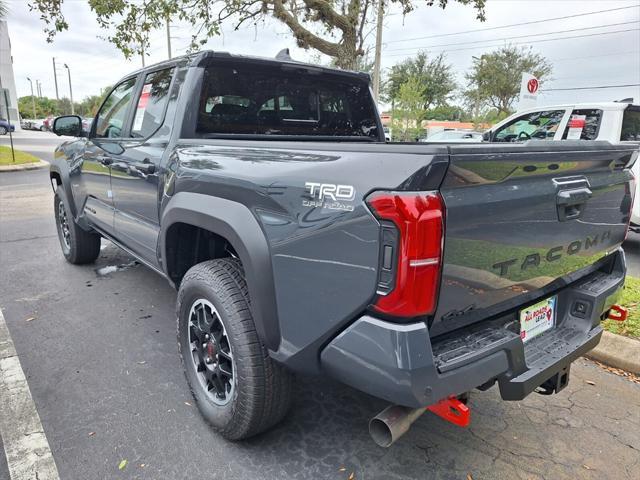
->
[621,108,640,141]
[561,109,602,140]
[131,68,174,138]
[94,78,137,139]
[493,110,565,142]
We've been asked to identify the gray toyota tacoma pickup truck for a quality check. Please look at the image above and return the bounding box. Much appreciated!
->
[50,51,637,446]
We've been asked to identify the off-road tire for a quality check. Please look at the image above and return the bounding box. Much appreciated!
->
[54,189,101,264]
[177,258,293,440]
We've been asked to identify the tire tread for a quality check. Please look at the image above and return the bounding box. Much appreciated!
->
[177,258,293,440]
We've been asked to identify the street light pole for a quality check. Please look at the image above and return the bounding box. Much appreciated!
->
[52,57,60,100]
[26,77,37,119]
[64,64,74,115]
[372,0,385,104]
[166,17,172,59]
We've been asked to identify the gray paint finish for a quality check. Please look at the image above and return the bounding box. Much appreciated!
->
[48,54,637,403]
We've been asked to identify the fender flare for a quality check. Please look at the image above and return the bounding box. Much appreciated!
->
[160,192,280,351]
[49,164,81,220]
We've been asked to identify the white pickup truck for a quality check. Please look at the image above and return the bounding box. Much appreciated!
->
[484,101,640,231]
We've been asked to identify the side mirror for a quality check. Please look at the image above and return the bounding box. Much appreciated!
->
[482,131,491,142]
[53,115,83,137]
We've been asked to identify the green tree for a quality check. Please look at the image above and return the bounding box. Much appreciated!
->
[77,94,107,117]
[464,46,552,115]
[425,104,471,122]
[30,0,486,70]
[384,52,456,109]
[18,90,108,119]
[391,76,426,141]
[18,96,62,118]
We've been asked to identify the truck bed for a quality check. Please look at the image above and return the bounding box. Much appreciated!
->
[171,138,636,371]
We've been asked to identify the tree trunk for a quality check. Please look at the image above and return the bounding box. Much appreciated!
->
[335,35,359,70]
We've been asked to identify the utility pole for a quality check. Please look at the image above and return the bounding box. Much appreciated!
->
[26,77,37,118]
[166,17,172,59]
[36,80,42,98]
[64,64,74,114]
[52,57,60,100]
[372,0,385,104]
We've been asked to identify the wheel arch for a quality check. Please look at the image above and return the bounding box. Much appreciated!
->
[160,192,280,351]
[49,165,81,220]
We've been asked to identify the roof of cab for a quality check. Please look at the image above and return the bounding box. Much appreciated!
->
[122,49,371,84]
[193,50,371,83]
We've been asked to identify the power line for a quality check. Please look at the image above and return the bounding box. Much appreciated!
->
[386,4,640,44]
[385,21,639,53]
[548,50,640,64]
[386,28,640,57]
[542,83,640,92]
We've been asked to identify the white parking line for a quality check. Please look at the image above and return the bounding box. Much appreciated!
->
[0,309,60,480]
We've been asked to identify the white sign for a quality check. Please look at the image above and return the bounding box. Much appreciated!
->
[517,72,539,111]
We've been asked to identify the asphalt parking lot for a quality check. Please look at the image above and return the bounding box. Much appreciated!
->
[0,147,639,479]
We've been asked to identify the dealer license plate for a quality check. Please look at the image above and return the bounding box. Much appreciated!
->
[520,296,556,343]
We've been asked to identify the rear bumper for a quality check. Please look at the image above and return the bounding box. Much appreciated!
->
[320,249,626,408]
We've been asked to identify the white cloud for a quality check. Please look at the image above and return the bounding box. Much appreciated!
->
[5,0,640,106]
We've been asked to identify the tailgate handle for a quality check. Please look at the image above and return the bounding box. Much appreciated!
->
[556,187,592,221]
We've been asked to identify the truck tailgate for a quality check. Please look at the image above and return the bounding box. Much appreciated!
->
[433,142,636,336]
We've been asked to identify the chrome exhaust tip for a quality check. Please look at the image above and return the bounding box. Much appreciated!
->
[368,405,426,448]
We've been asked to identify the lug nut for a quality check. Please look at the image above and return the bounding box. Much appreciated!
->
[204,334,210,340]
[205,357,211,364]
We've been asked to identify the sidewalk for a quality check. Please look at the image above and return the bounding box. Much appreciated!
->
[0,160,49,172]
[586,331,640,374]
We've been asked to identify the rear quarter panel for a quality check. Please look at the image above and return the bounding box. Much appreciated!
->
[167,140,447,371]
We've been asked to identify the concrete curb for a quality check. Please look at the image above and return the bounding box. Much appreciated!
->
[585,331,640,374]
[0,160,49,172]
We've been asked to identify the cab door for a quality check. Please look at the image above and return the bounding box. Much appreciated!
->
[110,67,175,266]
[72,76,138,234]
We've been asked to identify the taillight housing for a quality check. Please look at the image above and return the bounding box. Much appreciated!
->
[366,191,444,318]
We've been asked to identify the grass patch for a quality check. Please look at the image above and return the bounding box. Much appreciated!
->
[0,146,41,166]
[603,276,640,339]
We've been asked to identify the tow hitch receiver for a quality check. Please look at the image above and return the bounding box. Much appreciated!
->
[607,305,628,322]
[427,396,470,427]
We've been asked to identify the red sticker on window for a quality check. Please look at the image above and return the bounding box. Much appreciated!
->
[137,84,152,109]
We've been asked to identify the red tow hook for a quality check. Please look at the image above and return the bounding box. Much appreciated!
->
[607,304,628,322]
[426,396,470,427]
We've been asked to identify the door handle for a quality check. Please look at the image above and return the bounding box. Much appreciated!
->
[133,158,156,174]
[556,187,592,221]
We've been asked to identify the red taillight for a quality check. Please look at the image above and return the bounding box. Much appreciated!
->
[367,191,444,317]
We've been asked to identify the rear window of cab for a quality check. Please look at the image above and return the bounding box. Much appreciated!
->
[195,63,379,139]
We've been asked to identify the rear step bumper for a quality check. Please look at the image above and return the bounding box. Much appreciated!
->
[320,249,626,408]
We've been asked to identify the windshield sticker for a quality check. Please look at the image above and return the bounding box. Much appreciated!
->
[132,83,152,132]
[566,115,586,140]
